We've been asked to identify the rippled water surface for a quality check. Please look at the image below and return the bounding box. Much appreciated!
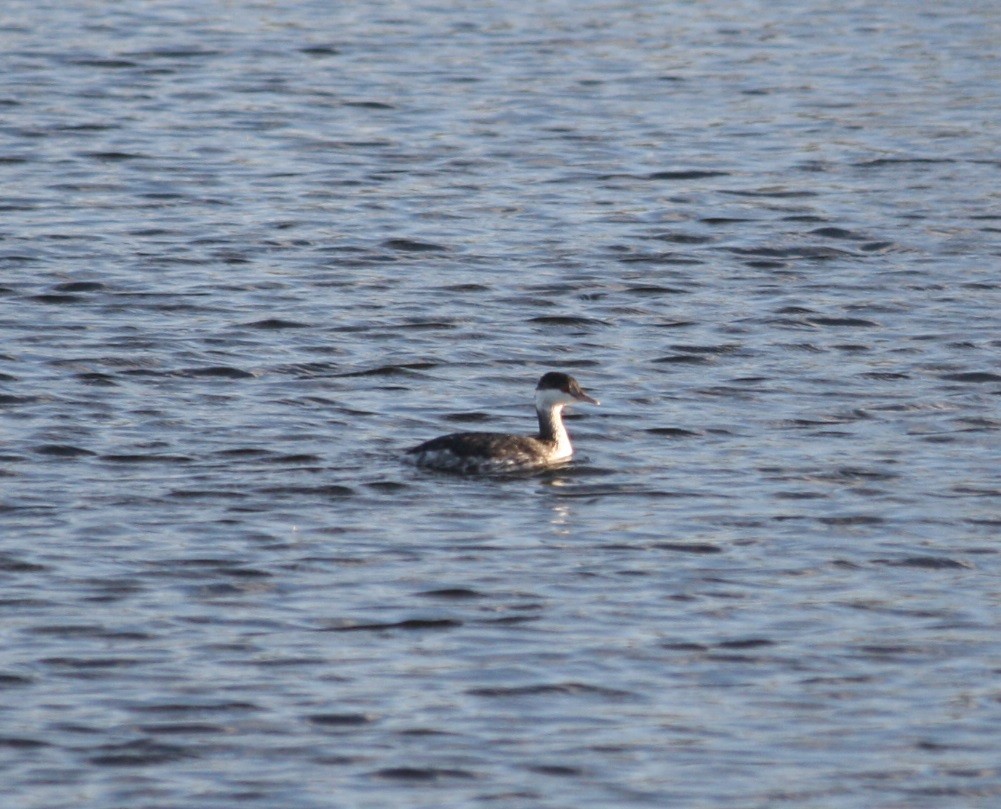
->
[2,1,1000,806]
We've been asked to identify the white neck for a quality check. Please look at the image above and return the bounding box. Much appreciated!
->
[535,391,573,460]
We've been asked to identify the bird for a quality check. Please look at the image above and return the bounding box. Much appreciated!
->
[406,372,598,473]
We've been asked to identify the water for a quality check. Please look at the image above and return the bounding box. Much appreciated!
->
[2,1,1000,806]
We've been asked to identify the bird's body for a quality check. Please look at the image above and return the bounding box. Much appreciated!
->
[406,372,598,474]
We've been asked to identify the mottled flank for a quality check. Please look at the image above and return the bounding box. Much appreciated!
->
[406,432,559,474]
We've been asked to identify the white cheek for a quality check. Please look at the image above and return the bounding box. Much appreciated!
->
[535,389,575,410]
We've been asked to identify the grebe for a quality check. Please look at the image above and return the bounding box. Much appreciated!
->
[406,372,598,474]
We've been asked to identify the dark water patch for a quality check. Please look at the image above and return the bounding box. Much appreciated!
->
[0,598,50,609]
[148,557,254,575]
[276,362,341,378]
[861,241,895,252]
[653,353,713,365]
[28,293,84,304]
[76,371,118,386]
[128,701,260,716]
[335,362,437,377]
[940,372,1001,383]
[776,490,828,500]
[137,191,186,202]
[442,411,492,424]
[53,281,106,293]
[528,764,584,776]
[818,515,885,526]
[950,485,1001,498]
[739,241,812,261]
[397,728,457,737]
[857,157,956,168]
[860,371,910,380]
[966,519,1001,532]
[0,673,34,688]
[373,766,476,781]
[300,44,341,56]
[179,365,256,379]
[876,556,972,570]
[717,638,775,649]
[344,100,396,110]
[782,413,866,428]
[262,453,324,465]
[168,488,249,500]
[730,245,857,260]
[468,682,634,699]
[192,581,270,598]
[242,318,312,329]
[647,170,730,180]
[213,447,273,459]
[653,542,723,554]
[100,454,193,464]
[806,316,880,327]
[49,182,123,194]
[0,736,49,749]
[443,282,490,292]
[321,252,399,268]
[259,484,354,497]
[400,319,459,331]
[809,227,863,239]
[322,618,462,632]
[644,427,701,438]
[953,417,1001,431]
[137,722,229,735]
[79,151,146,161]
[365,480,409,493]
[529,315,609,327]
[88,738,196,767]
[308,713,374,727]
[829,467,900,482]
[41,656,146,671]
[662,642,710,652]
[746,260,789,269]
[419,587,484,599]
[851,644,925,659]
[483,615,540,626]
[615,251,703,266]
[34,444,96,458]
[128,226,181,237]
[78,577,145,603]
[917,431,962,447]
[645,231,715,245]
[623,284,691,296]
[723,187,819,198]
[253,655,327,668]
[0,554,47,573]
[125,46,224,59]
[382,237,447,252]
[28,624,152,640]
[670,343,743,355]
[701,216,758,225]
[782,212,827,220]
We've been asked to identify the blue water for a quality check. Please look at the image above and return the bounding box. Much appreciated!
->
[2,1,1000,807]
